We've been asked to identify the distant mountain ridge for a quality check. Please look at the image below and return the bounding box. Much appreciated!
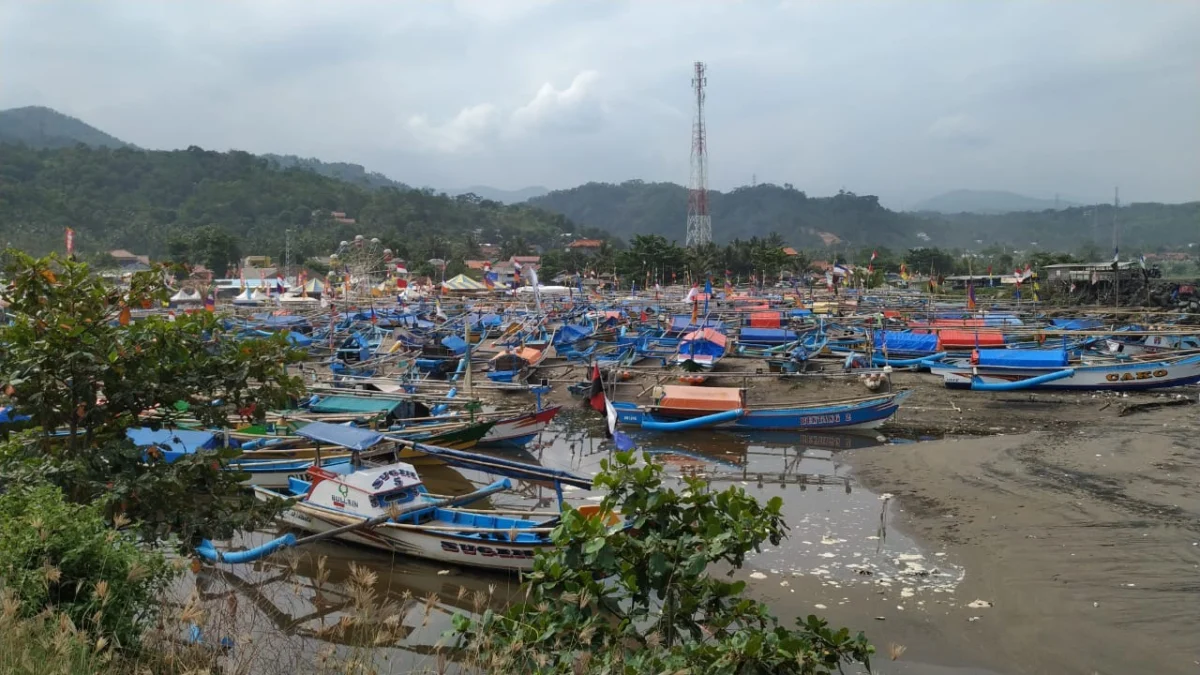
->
[911,189,1079,214]
[446,185,549,204]
[2,106,1195,251]
[0,106,130,150]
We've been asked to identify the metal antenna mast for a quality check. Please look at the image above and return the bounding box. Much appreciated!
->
[685,61,712,247]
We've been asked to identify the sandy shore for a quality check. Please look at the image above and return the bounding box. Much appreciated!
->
[849,401,1200,675]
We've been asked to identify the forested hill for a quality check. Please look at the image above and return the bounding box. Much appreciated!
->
[261,153,411,191]
[529,181,1200,250]
[528,181,935,249]
[0,106,130,150]
[0,144,587,275]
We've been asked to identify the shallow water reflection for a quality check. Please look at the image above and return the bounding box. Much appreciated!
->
[195,410,958,672]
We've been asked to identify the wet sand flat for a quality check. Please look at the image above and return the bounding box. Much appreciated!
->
[849,405,1200,675]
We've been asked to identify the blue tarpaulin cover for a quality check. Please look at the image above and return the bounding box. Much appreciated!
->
[127,428,218,454]
[873,332,940,354]
[440,335,468,354]
[554,324,593,346]
[1051,318,1103,330]
[296,421,386,451]
[670,316,724,332]
[739,328,798,345]
[975,348,1068,368]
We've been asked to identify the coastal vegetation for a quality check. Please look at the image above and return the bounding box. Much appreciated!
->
[0,253,302,661]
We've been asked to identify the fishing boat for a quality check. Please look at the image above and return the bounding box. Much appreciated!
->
[930,348,1200,391]
[128,427,353,488]
[1095,334,1200,357]
[477,405,561,448]
[486,345,547,384]
[611,385,911,432]
[252,462,559,571]
[673,328,727,384]
[231,425,600,571]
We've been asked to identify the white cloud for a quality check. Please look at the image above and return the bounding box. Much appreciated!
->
[406,71,604,153]
[407,103,500,153]
[510,70,603,134]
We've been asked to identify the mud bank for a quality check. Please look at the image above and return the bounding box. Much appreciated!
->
[849,404,1200,675]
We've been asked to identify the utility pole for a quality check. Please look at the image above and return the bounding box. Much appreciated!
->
[1113,187,1120,308]
[285,228,292,283]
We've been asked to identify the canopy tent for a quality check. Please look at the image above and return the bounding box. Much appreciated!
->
[441,274,487,292]
[232,288,268,305]
[170,288,203,303]
[302,278,326,295]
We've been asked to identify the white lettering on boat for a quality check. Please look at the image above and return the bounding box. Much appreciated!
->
[440,541,536,559]
[800,413,844,426]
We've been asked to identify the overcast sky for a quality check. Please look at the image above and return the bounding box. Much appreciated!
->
[2,0,1198,207]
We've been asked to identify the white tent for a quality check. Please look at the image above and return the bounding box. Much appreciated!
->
[232,288,269,305]
[170,288,202,304]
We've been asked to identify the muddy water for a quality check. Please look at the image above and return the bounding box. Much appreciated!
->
[195,412,1004,674]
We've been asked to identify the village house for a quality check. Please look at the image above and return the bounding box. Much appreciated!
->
[109,249,151,272]
[566,239,604,255]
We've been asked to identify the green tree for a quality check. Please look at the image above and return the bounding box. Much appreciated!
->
[0,252,305,544]
[450,451,873,674]
[191,226,240,277]
[905,247,957,276]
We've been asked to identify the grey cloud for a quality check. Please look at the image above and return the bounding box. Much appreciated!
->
[0,0,1197,206]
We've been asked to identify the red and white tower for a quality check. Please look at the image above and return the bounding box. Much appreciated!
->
[685,61,712,247]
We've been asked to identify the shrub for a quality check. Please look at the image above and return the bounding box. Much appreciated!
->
[449,451,873,674]
[0,484,175,648]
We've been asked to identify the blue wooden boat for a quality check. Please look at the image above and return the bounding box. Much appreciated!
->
[612,386,911,432]
[673,328,727,371]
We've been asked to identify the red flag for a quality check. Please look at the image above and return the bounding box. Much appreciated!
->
[587,362,605,412]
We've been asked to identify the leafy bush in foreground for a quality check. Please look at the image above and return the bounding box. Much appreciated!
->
[449,451,873,674]
[0,484,174,648]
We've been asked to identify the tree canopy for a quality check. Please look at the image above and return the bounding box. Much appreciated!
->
[0,144,604,272]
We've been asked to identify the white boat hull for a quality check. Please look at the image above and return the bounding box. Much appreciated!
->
[254,489,550,571]
[932,354,1200,391]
